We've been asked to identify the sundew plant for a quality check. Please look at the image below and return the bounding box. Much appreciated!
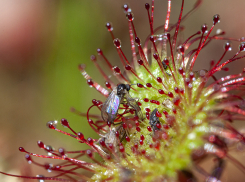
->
[1,0,245,181]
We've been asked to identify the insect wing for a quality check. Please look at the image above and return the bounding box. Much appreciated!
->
[101,89,121,123]
[105,127,117,145]
[116,124,126,142]
[149,108,158,126]
[125,92,144,121]
[149,108,160,131]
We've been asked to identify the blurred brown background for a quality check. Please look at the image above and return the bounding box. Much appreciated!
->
[0,0,244,181]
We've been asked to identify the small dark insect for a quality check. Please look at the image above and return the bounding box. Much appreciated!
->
[149,108,161,131]
[162,61,168,69]
[101,84,143,124]
[162,61,172,77]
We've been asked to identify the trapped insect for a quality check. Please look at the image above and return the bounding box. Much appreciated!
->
[98,124,127,154]
[149,108,161,131]
[101,84,143,124]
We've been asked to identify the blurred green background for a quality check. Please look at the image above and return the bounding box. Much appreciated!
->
[0,0,244,181]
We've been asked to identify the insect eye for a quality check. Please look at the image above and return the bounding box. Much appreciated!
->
[125,84,131,91]
[117,84,127,95]
[117,84,126,90]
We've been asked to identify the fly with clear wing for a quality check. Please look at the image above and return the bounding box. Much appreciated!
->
[101,84,144,125]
